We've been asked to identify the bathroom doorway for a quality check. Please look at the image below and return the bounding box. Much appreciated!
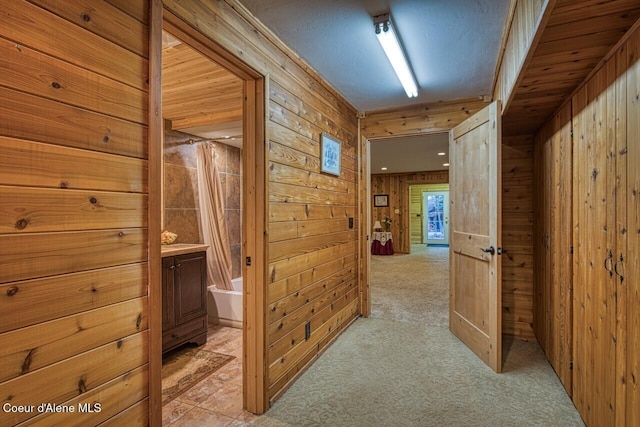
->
[157,11,266,416]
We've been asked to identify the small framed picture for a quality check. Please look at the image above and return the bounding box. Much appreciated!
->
[320,133,341,176]
[374,194,389,207]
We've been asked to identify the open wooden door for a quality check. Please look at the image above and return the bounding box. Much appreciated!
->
[449,101,502,372]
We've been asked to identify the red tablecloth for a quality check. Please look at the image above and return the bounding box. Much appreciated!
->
[371,232,394,255]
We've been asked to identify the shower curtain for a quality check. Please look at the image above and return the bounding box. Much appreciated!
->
[196,144,233,291]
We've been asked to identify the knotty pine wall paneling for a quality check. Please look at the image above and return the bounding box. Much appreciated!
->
[533,23,640,425]
[493,0,550,113]
[532,103,573,395]
[0,0,151,425]
[501,135,535,339]
[163,0,361,410]
[361,98,488,139]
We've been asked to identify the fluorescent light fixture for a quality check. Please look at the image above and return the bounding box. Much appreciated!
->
[443,163,450,167]
[438,152,446,156]
[381,167,388,171]
[374,13,418,98]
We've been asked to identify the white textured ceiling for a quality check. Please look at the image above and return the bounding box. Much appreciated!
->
[240,0,510,173]
[240,0,511,112]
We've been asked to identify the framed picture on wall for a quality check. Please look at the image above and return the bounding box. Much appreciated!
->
[374,194,389,207]
[320,133,341,176]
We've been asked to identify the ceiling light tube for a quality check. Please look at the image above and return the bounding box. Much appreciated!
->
[374,14,418,98]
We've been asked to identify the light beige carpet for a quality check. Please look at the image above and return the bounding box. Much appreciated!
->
[371,245,449,327]
[253,244,584,426]
[162,346,234,405]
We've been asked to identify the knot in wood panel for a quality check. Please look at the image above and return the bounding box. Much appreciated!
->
[21,349,34,374]
[15,219,28,230]
[51,82,61,89]
[81,13,91,22]
[6,286,18,296]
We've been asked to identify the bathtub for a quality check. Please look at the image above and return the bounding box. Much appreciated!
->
[207,277,243,329]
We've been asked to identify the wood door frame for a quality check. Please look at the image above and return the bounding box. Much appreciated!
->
[358,133,371,317]
[149,1,163,423]
[149,8,268,418]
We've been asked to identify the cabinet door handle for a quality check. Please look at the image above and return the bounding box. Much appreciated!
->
[176,263,182,269]
[604,250,613,277]
[169,265,175,270]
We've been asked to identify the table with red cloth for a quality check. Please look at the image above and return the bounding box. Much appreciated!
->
[371,231,394,255]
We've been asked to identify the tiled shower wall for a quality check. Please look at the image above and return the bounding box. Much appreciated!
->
[163,128,243,278]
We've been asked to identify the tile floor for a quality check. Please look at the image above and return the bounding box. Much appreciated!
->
[162,325,259,426]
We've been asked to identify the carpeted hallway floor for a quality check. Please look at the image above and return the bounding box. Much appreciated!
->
[253,245,584,426]
[371,244,449,326]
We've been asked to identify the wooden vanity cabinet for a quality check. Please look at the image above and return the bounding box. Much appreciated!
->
[162,251,208,353]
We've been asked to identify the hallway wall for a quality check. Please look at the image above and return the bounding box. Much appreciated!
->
[163,0,360,409]
[0,1,152,424]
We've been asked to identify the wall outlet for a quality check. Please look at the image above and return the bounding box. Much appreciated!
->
[348,217,354,228]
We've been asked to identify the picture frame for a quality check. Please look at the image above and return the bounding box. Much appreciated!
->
[320,133,341,176]
[374,194,389,207]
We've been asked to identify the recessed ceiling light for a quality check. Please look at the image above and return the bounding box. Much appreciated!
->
[438,152,446,156]
[443,163,450,167]
[381,167,388,171]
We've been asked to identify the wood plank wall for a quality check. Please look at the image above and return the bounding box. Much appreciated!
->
[533,103,573,394]
[162,0,361,408]
[533,21,640,426]
[371,171,449,254]
[493,0,549,113]
[361,98,489,139]
[409,183,450,244]
[0,0,151,425]
[502,135,535,339]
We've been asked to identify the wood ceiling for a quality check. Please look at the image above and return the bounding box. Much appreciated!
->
[503,0,640,135]
[161,31,243,142]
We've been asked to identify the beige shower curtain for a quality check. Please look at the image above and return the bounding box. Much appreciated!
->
[196,144,233,291]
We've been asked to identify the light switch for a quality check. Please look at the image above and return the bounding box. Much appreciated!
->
[394,209,400,214]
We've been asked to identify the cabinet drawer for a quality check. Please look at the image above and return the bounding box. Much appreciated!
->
[162,316,207,353]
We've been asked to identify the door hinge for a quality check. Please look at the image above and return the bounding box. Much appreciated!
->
[569,360,573,370]
[245,256,252,266]
[570,128,574,138]
[570,246,574,255]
